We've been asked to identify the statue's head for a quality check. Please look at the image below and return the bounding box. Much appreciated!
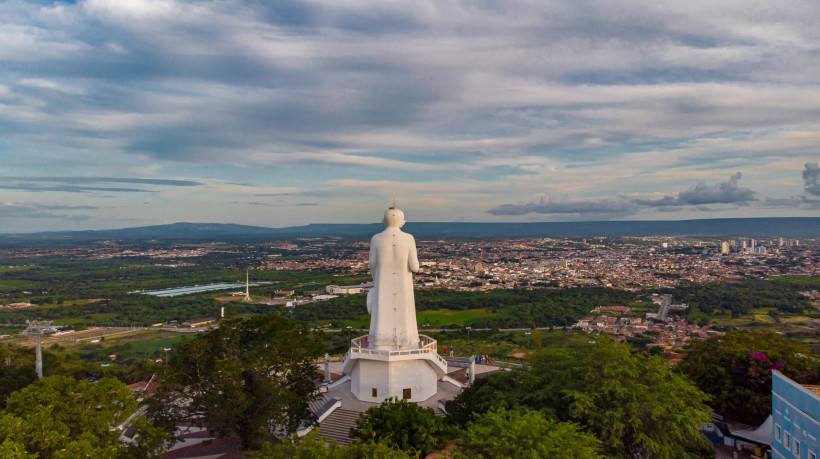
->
[383,207,405,228]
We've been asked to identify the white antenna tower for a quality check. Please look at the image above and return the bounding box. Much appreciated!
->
[243,269,252,302]
[24,320,53,378]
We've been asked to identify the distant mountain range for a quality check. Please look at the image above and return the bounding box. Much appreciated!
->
[1,217,818,245]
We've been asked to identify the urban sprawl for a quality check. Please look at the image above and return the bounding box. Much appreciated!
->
[3,236,817,353]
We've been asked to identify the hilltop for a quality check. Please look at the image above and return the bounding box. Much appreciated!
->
[0,217,818,245]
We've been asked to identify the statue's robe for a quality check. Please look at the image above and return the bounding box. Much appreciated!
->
[367,226,420,349]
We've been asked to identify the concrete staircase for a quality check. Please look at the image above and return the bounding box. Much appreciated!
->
[317,408,361,445]
[308,394,329,413]
[316,405,446,446]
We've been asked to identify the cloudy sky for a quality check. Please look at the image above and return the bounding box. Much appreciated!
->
[1,0,818,232]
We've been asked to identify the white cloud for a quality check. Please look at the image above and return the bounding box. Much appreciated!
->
[17,78,86,95]
[488,195,640,218]
[0,0,818,228]
[636,172,756,207]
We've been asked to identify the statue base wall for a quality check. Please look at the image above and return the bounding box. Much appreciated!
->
[341,335,447,403]
[350,358,438,403]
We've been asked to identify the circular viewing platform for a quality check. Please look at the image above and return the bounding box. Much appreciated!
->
[342,334,448,374]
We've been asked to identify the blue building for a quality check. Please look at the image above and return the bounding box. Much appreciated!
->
[772,370,820,459]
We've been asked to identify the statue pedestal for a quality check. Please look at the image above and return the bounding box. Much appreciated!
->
[342,335,447,403]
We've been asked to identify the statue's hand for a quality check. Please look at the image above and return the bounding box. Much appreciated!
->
[366,289,373,314]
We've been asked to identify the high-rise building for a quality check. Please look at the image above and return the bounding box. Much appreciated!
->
[721,241,730,255]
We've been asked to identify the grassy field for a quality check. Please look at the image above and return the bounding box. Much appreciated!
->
[0,280,35,292]
[708,307,820,340]
[0,266,29,273]
[336,315,371,329]
[352,317,371,328]
[771,276,820,286]
[86,329,180,345]
[432,336,525,359]
[47,330,189,360]
[417,308,496,327]
[55,313,121,326]
[425,329,572,359]
[779,314,816,323]
[750,308,778,323]
[21,299,101,310]
[0,326,23,335]
[122,334,187,354]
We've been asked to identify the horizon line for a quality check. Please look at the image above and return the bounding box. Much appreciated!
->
[2,216,819,236]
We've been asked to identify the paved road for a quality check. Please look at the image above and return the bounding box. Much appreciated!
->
[1,323,213,333]
[3,325,210,347]
[4,323,565,336]
[323,326,565,333]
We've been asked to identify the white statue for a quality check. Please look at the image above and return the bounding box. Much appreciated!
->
[367,207,420,349]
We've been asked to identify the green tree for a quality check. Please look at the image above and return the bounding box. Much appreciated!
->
[531,328,542,351]
[456,407,603,459]
[0,438,31,458]
[350,398,448,456]
[0,375,167,458]
[0,366,36,410]
[253,430,416,458]
[447,338,712,458]
[444,369,526,427]
[678,330,820,425]
[146,314,325,450]
[0,345,37,409]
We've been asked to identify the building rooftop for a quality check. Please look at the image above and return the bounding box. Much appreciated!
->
[802,384,820,397]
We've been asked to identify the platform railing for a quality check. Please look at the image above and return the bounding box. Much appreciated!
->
[350,335,368,348]
[343,334,448,371]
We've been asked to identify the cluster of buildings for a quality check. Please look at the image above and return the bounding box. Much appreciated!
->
[257,240,370,272]
[0,248,91,259]
[574,294,722,349]
[576,315,722,348]
[2,237,816,293]
[408,241,818,291]
[0,245,237,260]
[720,237,802,255]
[94,247,238,260]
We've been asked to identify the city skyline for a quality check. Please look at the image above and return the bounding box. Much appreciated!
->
[1,0,819,232]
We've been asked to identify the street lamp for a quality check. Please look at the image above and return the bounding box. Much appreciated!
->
[346,326,352,346]
[466,326,471,342]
